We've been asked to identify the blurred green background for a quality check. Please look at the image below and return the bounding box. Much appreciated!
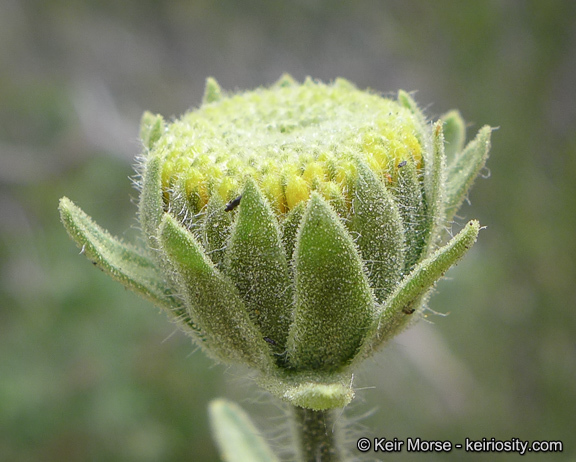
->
[1,1,575,461]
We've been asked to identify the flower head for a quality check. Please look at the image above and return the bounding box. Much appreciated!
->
[60,76,491,410]
[156,76,422,215]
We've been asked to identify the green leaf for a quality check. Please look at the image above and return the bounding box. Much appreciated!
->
[203,77,223,104]
[359,220,481,357]
[203,193,233,268]
[280,201,306,265]
[351,161,405,302]
[224,179,292,352]
[287,194,375,371]
[441,110,466,163]
[158,213,272,369]
[138,153,166,255]
[139,111,165,151]
[58,197,190,323]
[273,73,297,88]
[445,125,492,221]
[398,90,427,135]
[398,93,448,258]
[393,158,426,272]
[209,399,280,462]
[421,121,447,257]
[167,175,195,229]
[398,90,431,156]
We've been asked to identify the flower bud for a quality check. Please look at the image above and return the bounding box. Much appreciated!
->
[59,76,491,410]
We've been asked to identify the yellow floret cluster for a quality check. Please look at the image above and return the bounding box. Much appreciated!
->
[155,77,423,215]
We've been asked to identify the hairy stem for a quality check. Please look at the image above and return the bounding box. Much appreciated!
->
[292,406,342,462]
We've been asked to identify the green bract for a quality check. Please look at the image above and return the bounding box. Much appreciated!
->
[59,76,491,411]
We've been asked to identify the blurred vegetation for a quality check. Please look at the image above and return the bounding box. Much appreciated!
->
[1,1,575,460]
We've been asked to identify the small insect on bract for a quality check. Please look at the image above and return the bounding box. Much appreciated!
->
[225,194,242,212]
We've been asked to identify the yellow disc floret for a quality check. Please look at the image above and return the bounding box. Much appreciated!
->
[154,77,424,215]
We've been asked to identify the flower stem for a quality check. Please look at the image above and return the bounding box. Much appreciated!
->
[292,406,343,462]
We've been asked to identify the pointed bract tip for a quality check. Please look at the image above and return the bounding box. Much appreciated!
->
[209,399,280,462]
[274,73,297,87]
[203,77,223,104]
[139,111,165,151]
[442,109,464,126]
[58,195,71,210]
[441,110,466,160]
[333,77,356,90]
[397,89,415,106]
